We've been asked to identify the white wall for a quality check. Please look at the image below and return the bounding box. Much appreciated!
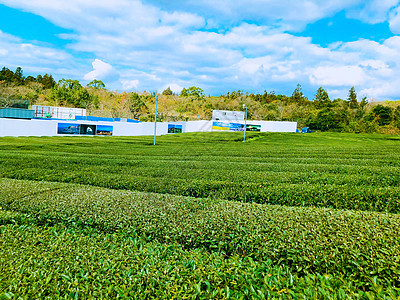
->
[0,118,57,137]
[260,121,297,132]
[186,121,212,132]
[0,118,297,137]
[113,122,142,136]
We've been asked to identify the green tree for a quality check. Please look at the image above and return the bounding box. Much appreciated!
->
[87,79,105,89]
[51,79,93,109]
[291,84,307,104]
[37,74,56,89]
[313,87,330,108]
[180,86,205,100]
[347,87,358,109]
[180,88,188,97]
[14,67,25,85]
[162,87,173,95]
[355,97,368,119]
[307,108,348,131]
[0,67,15,84]
[128,92,148,119]
[394,106,400,129]
[370,105,393,126]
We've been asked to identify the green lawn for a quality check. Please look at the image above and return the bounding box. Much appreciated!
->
[1,132,400,298]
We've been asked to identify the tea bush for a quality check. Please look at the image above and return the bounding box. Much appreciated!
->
[0,133,399,213]
[2,211,399,299]
[1,132,400,297]
[1,178,400,292]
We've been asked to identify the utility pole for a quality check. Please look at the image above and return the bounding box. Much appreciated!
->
[153,92,158,145]
[243,104,247,142]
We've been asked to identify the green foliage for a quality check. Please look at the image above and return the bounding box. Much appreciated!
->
[128,92,148,119]
[394,106,400,129]
[1,133,400,214]
[86,79,105,89]
[371,104,393,126]
[1,66,400,133]
[291,84,308,105]
[249,91,281,104]
[313,87,331,108]
[306,108,348,131]
[0,67,55,89]
[347,87,358,109]
[50,79,96,109]
[36,74,56,89]
[0,67,24,86]
[1,178,400,295]
[2,210,398,299]
[1,133,400,297]
[180,86,205,100]
[162,86,173,95]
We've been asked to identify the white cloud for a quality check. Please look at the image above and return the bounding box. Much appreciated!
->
[348,0,398,24]
[2,1,400,99]
[0,30,78,79]
[389,6,400,34]
[162,83,183,94]
[83,59,119,82]
[309,66,367,86]
[121,79,139,90]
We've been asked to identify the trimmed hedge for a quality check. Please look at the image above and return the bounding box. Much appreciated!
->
[2,211,399,299]
[2,178,400,291]
[0,133,399,213]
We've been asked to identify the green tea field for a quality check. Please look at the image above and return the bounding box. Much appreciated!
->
[1,132,400,299]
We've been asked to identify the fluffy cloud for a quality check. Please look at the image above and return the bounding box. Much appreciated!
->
[309,66,367,86]
[162,83,183,94]
[348,0,398,24]
[83,59,119,82]
[2,0,400,99]
[121,79,140,90]
[0,30,78,78]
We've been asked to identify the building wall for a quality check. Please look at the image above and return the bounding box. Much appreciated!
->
[0,118,297,137]
[0,118,57,137]
[186,121,213,132]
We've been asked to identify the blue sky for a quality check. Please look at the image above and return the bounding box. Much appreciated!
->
[1,0,400,100]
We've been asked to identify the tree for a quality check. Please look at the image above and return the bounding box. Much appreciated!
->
[180,88,188,97]
[38,74,56,89]
[347,87,358,109]
[313,87,330,108]
[180,86,205,100]
[354,97,368,120]
[370,104,393,126]
[162,87,173,95]
[291,84,307,104]
[51,79,94,109]
[359,97,368,110]
[394,106,400,129]
[87,79,105,89]
[128,92,147,119]
[14,67,24,85]
[0,67,15,84]
[25,76,36,83]
[307,107,349,131]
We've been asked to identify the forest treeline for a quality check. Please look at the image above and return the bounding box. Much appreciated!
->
[1,66,400,134]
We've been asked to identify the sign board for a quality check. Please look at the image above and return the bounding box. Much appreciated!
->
[57,123,113,136]
[212,121,261,132]
[212,110,245,122]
